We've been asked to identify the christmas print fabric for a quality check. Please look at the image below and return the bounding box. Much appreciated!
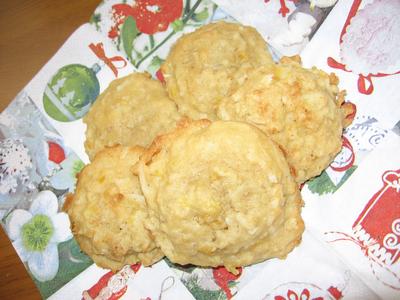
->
[0,0,399,299]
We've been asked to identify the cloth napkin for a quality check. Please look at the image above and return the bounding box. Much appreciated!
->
[0,0,399,299]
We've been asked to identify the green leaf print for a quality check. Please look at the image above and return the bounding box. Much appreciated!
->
[33,238,93,298]
[149,35,155,49]
[336,165,357,190]
[307,166,357,195]
[307,171,335,195]
[121,16,139,62]
[148,56,165,74]
[172,19,184,32]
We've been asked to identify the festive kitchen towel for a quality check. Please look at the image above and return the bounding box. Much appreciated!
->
[1,0,399,299]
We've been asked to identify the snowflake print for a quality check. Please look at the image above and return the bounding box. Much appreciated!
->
[0,139,33,194]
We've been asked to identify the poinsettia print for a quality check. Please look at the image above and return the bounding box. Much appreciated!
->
[91,0,215,72]
[109,0,183,37]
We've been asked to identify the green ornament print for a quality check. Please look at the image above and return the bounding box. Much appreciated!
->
[43,64,100,122]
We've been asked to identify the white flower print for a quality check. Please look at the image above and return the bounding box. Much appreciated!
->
[6,190,72,282]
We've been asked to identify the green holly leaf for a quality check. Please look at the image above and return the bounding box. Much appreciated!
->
[306,166,357,195]
[307,171,335,195]
[192,8,209,22]
[121,16,139,62]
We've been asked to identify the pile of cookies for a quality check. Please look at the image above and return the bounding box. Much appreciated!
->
[64,22,354,273]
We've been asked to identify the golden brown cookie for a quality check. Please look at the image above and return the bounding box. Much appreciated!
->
[64,145,163,271]
[136,119,304,272]
[217,56,352,183]
[161,21,274,120]
[84,72,180,160]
